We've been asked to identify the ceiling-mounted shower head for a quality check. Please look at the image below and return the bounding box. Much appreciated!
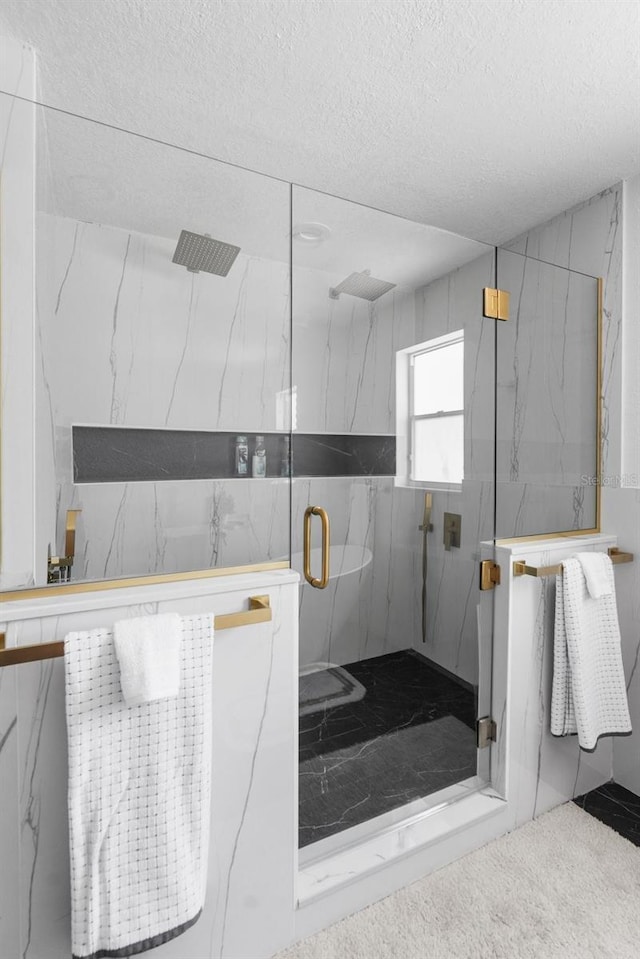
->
[172,230,241,276]
[329,269,396,301]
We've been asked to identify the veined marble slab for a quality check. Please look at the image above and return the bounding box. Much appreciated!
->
[0,569,298,959]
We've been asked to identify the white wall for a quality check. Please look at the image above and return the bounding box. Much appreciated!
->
[410,250,495,685]
[0,38,36,588]
[36,213,292,582]
[495,179,640,799]
[608,174,640,795]
[0,570,298,959]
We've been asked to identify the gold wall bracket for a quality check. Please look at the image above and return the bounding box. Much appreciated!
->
[479,560,501,591]
[483,288,510,321]
[512,546,634,579]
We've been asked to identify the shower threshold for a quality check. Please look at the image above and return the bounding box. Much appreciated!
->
[296,781,506,907]
[299,774,486,867]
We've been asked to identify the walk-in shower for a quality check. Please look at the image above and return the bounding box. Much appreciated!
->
[9,91,600,874]
[292,185,497,852]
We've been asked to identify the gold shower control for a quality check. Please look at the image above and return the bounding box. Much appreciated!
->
[443,512,461,551]
[47,509,82,584]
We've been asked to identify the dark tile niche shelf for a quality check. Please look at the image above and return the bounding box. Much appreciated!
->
[72,426,396,484]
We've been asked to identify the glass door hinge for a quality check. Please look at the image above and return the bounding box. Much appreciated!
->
[477,716,497,749]
[483,288,510,321]
[479,560,501,590]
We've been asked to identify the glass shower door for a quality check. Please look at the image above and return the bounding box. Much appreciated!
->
[291,185,497,850]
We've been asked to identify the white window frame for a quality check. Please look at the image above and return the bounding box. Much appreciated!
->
[395,329,464,491]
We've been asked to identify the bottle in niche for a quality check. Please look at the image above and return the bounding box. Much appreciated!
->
[235,435,248,476]
[252,435,267,477]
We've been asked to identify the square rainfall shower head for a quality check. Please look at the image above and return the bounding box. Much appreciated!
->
[172,230,241,276]
[329,270,396,301]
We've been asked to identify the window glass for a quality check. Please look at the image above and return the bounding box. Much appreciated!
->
[413,340,463,415]
[412,414,464,484]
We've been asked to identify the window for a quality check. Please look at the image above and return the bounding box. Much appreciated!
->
[396,330,464,488]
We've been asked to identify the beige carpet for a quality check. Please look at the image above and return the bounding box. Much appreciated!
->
[279,802,640,959]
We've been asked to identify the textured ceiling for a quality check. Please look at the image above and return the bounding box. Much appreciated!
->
[0,0,639,244]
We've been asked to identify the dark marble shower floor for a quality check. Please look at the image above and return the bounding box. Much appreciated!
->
[298,649,477,848]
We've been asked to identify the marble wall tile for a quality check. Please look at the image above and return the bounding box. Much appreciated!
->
[494,537,616,827]
[503,185,634,795]
[34,212,291,585]
[0,63,37,589]
[292,478,423,668]
[0,664,20,958]
[2,571,298,959]
[412,479,496,686]
[293,267,417,434]
[38,215,291,433]
[502,185,623,482]
[602,488,640,796]
[496,482,598,540]
[407,250,496,686]
[621,176,640,484]
[17,658,70,958]
[292,477,493,687]
[59,478,290,582]
[495,251,599,537]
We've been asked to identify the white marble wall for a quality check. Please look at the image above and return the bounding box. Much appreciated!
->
[492,536,615,822]
[291,278,424,671]
[35,213,292,583]
[621,175,640,484]
[504,185,623,482]
[603,490,640,796]
[295,249,497,687]
[502,185,640,798]
[496,252,599,537]
[409,251,496,685]
[58,479,290,582]
[609,176,640,796]
[0,569,298,959]
[0,45,37,589]
[38,215,291,433]
[0,52,36,957]
[293,477,423,669]
[293,269,416,434]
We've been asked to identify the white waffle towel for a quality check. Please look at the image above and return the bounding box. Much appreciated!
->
[575,551,613,599]
[113,612,181,706]
[64,614,213,959]
[551,555,631,750]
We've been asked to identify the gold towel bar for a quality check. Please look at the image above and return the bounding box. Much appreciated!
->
[0,595,271,668]
[513,548,633,579]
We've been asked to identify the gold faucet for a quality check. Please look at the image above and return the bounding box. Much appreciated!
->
[47,509,81,584]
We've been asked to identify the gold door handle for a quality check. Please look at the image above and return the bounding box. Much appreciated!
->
[303,506,330,588]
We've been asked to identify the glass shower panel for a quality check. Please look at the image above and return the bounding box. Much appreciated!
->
[495,250,599,538]
[292,185,497,850]
[28,100,291,588]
